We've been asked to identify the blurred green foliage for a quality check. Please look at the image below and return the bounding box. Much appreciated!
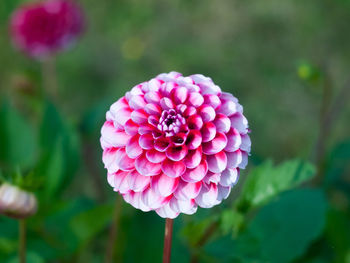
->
[0,0,350,262]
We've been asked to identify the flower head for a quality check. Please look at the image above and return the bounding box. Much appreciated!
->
[10,0,84,58]
[101,72,251,218]
[0,183,38,219]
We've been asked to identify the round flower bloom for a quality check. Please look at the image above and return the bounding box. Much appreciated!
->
[0,183,38,219]
[10,0,84,58]
[101,72,251,218]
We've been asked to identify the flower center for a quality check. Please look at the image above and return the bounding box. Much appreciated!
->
[157,109,186,137]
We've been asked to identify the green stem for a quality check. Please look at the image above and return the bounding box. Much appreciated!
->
[19,219,26,263]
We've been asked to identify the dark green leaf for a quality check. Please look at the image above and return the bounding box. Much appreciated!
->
[236,159,316,211]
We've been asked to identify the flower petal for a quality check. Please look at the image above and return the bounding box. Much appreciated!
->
[166,146,188,161]
[127,170,150,192]
[161,159,186,178]
[128,95,147,110]
[172,86,188,104]
[240,134,251,152]
[169,198,197,215]
[203,94,221,109]
[184,147,202,168]
[195,183,218,208]
[199,105,216,122]
[144,103,162,116]
[124,119,139,136]
[185,130,202,150]
[101,121,131,147]
[216,185,231,202]
[131,109,148,124]
[226,150,242,169]
[219,168,239,187]
[224,128,241,152]
[142,187,168,209]
[213,113,231,133]
[217,99,238,116]
[202,132,227,155]
[188,92,204,107]
[201,122,216,143]
[151,174,180,197]
[154,137,170,152]
[207,151,227,173]
[174,181,202,200]
[135,154,162,176]
[126,135,143,158]
[187,115,203,130]
[146,149,167,163]
[182,160,208,183]
[115,148,135,171]
[103,148,119,173]
[230,113,249,134]
[139,134,154,150]
[156,203,179,219]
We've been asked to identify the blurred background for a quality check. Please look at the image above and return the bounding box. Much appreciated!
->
[0,0,349,262]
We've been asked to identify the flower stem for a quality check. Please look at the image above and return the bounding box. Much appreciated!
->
[19,219,26,263]
[41,56,58,99]
[162,218,174,263]
[105,196,123,263]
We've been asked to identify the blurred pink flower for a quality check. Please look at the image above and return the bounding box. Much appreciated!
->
[10,0,84,58]
[101,72,251,218]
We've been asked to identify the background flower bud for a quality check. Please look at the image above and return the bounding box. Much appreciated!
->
[0,183,38,219]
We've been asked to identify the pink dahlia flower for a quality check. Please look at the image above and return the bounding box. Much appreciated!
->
[10,0,84,58]
[101,72,251,218]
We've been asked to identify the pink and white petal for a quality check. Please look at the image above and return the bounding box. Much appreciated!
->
[169,198,197,215]
[195,183,218,208]
[135,154,162,176]
[107,170,128,191]
[174,181,202,200]
[151,174,180,197]
[181,160,208,183]
[213,114,231,133]
[203,172,221,184]
[202,132,227,155]
[191,74,212,84]
[130,85,144,96]
[118,173,130,194]
[166,146,188,161]
[115,148,135,171]
[101,121,132,147]
[144,91,162,104]
[102,148,119,173]
[160,81,177,97]
[146,149,167,163]
[127,170,150,192]
[226,150,243,169]
[110,97,129,116]
[201,122,216,143]
[142,187,168,209]
[156,203,179,219]
[124,119,139,136]
[147,78,163,92]
[187,115,203,130]
[184,148,202,168]
[199,105,216,122]
[138,124,155,135]
[220,92,238,103]
[186,130,202,150]
[161,159,186,178]
[131,109,148,124]
[144,103,162,116]
[114,107,133,126]
[240,134,251,152]
[126,135,143,159]
[198,82,221,95]
[176,76,194,86]
[220,168,239,187]
[148,115,159,127]
[216,185,231,202]
[154,137,170,152]
[160,97,175,110]
[203,94,221,109]
[207,151,227,173]
[188,92,204,107]
[224,128,242,152]
[230,113,249,134]
[239,151,249,169]
[172,86,188,104]
[128,95,147,110]
[123,192,151,212]
[217,99,238,116]
[183,106,197,117]
[139,134,154,150]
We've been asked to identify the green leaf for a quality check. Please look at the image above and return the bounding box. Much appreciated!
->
[37,101,80,199]
[70,203,114,246]
[219,209,244,236]
[0,101,37,169]
[236,159,316,211]
[234,189,327,263]
[6,251,45,263]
